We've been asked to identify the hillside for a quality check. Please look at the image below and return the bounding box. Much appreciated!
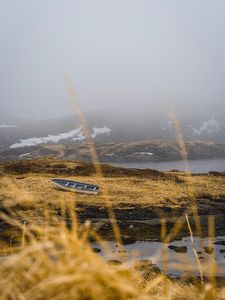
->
[1,109,225,151]
[1,140,225,163]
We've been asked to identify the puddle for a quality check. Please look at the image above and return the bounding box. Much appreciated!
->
[92,236,225,276]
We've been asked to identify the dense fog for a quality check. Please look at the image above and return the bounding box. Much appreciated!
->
[1,0,225,121]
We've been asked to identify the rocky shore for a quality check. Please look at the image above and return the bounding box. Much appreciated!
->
[73,199,225,243]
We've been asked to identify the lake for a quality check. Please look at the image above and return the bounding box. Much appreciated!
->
[109,157,225,173]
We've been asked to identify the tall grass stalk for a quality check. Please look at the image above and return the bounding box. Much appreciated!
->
[185,213,204,286]
[65,76,122,246]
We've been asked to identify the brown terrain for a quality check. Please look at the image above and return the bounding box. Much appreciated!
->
[1,140,225,162]
[0,158,225,254]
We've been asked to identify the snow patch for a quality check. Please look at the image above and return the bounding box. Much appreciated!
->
[10,127,85,148]
[10,126,111,148]
[19,153,31,158]
[193,117,220,136]
[105,153,114,157]
[134,152,154,156]
[91,127,111,138]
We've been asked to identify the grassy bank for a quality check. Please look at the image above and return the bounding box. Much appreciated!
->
[1,159,225,209]
[0,158,225,299]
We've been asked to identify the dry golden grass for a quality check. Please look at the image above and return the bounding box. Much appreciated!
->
[1,210,225,300]
[0,214,221,300]
[0,80,224,299]
[1,171,225,210]
[0,167,225,299]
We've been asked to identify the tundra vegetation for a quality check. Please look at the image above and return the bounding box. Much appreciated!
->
[0,158,225,299]
[1,87,225,298]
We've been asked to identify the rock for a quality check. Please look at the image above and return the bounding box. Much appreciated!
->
[168,245,187,253]
[168,245,177,251]
[118,250,127,253]
[214,240,225,246]
[121,235,136,245]
[107,259,122,265]
[203,247,214,254]
[92,247,101,253]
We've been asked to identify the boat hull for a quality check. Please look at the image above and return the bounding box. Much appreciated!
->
[51,179,99,195]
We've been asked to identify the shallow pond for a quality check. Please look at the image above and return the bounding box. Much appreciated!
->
[92,236,225,276]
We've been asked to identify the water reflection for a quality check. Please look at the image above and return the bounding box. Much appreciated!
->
[92,236,225,276]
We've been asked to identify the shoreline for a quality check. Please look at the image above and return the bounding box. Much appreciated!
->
[0,158,225,251]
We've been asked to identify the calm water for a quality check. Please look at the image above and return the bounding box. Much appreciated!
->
[109,158,225,173]
[92,236,225,276]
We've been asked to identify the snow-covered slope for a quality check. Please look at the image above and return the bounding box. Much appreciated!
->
[1,109,225,151]
[10,126,111,148]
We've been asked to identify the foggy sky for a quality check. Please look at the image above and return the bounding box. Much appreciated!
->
[1,0,225,120]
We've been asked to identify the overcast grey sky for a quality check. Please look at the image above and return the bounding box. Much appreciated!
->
[0,0,225,119]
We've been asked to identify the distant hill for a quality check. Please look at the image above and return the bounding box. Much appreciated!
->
[1,108,225,150]
[1,140,225,163]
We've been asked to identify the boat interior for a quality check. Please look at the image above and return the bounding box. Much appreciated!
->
[53,179,99,191]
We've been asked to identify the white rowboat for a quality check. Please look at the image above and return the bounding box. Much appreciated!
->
[51,179,100,195]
